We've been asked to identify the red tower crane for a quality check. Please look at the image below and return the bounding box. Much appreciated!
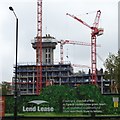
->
[36,0,42,95]
[66,10,104,84]
[58,39,101,64]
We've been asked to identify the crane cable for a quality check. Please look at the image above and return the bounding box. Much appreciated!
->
[96,53,104,63]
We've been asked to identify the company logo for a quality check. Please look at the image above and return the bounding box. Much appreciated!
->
[23,100,54,112]
[28,100,48,105]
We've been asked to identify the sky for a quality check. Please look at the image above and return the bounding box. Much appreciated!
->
[0,0,119,82]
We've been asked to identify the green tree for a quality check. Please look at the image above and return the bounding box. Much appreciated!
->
[1,81,12,95]
[104,49,120,93]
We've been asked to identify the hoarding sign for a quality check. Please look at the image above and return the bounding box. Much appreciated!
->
[4,85,120,117]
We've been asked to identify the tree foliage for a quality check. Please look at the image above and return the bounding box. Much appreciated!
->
[104,49,120,93]
[1,81,12,95]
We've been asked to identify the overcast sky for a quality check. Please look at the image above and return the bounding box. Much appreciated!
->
[0,0,119,82]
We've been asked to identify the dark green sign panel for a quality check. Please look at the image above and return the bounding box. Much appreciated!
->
[4,85,120,117]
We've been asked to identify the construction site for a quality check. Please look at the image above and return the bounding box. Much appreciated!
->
[11,0,110,95]
[1,1,120,119]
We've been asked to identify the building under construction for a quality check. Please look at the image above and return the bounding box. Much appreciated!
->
[12,0,110,95]
[12,34,106,95]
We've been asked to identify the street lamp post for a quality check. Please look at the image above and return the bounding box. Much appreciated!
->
[9,6,18,120]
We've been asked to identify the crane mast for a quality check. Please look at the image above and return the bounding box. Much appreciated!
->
[91,10,101,84]
[36,0,42,95]
[66,10,103,84]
